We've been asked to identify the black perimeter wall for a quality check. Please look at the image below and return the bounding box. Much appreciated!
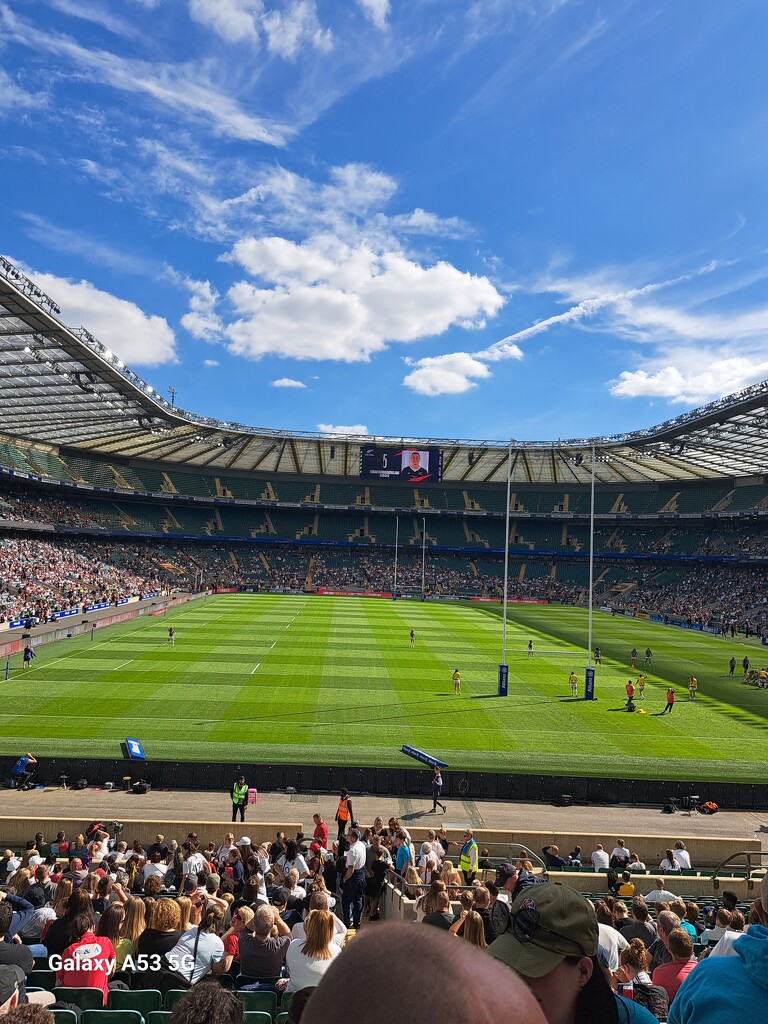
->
[2,756,766,811]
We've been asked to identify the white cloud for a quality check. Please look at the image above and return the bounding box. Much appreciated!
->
[46,0,140,38]
[20,268,177,367]
[203,358,220,367]
[356,0,389,30]
[176,276,223,341]
[271,377,307,388]
[386,208,469,239]
[317,423,369,435]
[225,239,503,362]
[188,0,262,43]
[0,67,46,115]
[0,5,289,144]
[262,0,333,59]
[611,354,768,404]
[400,259,742,397]
[402,352,494,396]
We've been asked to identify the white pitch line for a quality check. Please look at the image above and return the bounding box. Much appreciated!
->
[250,663,261,675]
[112,660,133,671]
[17,634,124,675]
[270,641,276,649]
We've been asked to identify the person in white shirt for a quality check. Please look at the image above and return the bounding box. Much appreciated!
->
[418,842,439,884]
[215,833,237,867]
[342,829,367,929]
[591,845,610,871]
[292,892,347,946]
[595,901,628,969]
[672,841,692,870]
[275,840,310,882]
[285,869,307,902]
[610,840,630,869]
[285,909,342,992]
[142,852,169,882]
[628,853,646,872]
[659,848,682,873]
[181,843,208,878]
[166,906,226,985]
[644,878,679,902]
[700,908,733,946]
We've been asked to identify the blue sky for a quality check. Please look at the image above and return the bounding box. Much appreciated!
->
[2,0,768,442]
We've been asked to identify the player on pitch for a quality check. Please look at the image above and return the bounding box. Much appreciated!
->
[452,668,461,694]
[568,671,578,697]
[409,628,415,648]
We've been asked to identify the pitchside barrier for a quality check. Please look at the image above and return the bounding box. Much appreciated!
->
[1,756,766,811]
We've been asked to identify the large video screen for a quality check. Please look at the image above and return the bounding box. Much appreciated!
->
[360,445,443,483]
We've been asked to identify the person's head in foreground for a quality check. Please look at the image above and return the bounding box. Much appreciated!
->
[168,982,243,1024]
[301,921,546,1024]
[488,882,653,1024]
[0,965,24,1016]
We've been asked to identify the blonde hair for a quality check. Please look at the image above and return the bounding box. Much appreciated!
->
[459,891,474,913]
[301,910,335,960]
[460,910,487,949]
[6,868,31,896]
[151,898,181,932]
[52,879,73,916]
[81,873,100,896]
[123,896,147,946]
[404,866,423,899]
[177,896,193,931]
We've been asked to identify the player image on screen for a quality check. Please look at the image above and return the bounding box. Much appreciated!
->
[401,449,431,482]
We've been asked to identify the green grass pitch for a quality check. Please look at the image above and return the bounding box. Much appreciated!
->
[2,594,767,783]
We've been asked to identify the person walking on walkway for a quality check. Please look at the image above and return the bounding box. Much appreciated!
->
[431,766,446,813]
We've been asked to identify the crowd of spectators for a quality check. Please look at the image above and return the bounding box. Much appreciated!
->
[310,555,367,591]
[0,489,113,531]
[0,537,171,624]
[0,821,765,1024]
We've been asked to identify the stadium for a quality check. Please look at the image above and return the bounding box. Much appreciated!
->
[1,256,767,810]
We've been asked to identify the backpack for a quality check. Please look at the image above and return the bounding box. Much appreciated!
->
[631,982,669,1021]
[699,801,719,814]
[606,867,619,892]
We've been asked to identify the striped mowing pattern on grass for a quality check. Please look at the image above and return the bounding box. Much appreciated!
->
[1,594,767,783]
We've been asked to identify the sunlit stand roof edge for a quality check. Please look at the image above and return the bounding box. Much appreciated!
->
[1,255,767,486]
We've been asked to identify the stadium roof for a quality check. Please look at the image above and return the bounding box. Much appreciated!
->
[2,255,768,486]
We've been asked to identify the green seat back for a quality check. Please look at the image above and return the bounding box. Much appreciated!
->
[53,988,106,1011]
[81,1011,144,1024]
[163,991,190,1011]
[52,1012,79,1024]
[109,991,163,1015]
[238,991,278,1016]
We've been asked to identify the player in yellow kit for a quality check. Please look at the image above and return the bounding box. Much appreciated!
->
[452,668,462,694]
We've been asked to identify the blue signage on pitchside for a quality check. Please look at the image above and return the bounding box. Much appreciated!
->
[401,745,448,769]
[125,737,146,760]
[584,667,595,701]
[498,664,508,697]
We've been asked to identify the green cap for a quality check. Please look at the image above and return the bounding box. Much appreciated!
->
[488,883,598,978]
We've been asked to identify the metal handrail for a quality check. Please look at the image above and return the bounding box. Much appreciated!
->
[710,851,767,890]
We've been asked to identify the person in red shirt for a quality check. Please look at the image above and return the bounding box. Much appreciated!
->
[313,814,328,849]
[57,923,116,1006]
[661,688,675,714]
[221,906,254,974]
[625,680,635,711]
[651,927,697,1002]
